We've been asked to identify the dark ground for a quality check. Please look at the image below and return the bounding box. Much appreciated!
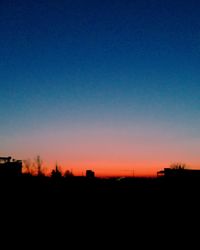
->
[0,175,199,246]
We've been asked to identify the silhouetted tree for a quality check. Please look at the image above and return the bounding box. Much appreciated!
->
[51,164,62,179]
[170,163,187,170]
[35,155,45,176]
[23,159,37,175]
[64,170,74,178]
[23,159,32,174]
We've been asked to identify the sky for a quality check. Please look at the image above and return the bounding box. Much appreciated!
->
[0,0,200,177]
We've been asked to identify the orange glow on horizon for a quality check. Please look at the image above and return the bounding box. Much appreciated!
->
[5,122,200,178]
[25,158,200,178]
[36,160,193,178]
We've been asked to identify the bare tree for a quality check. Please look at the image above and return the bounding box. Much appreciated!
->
[35,155,44,176]
[23,159,37,175]
[23,159,32,174]
[170,162,188,170]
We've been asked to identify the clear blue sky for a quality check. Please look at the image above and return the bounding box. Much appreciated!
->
[0,0,200,176]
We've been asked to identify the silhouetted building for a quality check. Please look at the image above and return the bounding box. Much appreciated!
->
[157,168,200,178]
[86,170,95,178]
[0,156,22,177]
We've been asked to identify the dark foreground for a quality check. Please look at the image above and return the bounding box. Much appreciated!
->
[1,175,199,246]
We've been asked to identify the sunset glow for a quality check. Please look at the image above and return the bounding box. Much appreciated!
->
[1,0,200,177]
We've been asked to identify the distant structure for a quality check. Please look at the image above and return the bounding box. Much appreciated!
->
[51,164,62,179]
[86,170,95,178]
[0,156,22,177]
[157,168,200,178]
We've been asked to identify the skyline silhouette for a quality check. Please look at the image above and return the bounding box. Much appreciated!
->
[0,153,199,248]
[1,155,199,178]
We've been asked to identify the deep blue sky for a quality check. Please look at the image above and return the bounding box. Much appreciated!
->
[0,0,200,175]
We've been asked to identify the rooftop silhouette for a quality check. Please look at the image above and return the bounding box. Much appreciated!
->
[157,167,200,178]
[0,156,22,177]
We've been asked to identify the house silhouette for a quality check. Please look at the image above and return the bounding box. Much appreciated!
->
[0,156,22,177]
[157,167,200,178]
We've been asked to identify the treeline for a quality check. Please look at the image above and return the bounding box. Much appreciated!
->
[23,155,74,177]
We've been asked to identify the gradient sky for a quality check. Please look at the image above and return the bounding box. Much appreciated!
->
[0,0,200,176]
